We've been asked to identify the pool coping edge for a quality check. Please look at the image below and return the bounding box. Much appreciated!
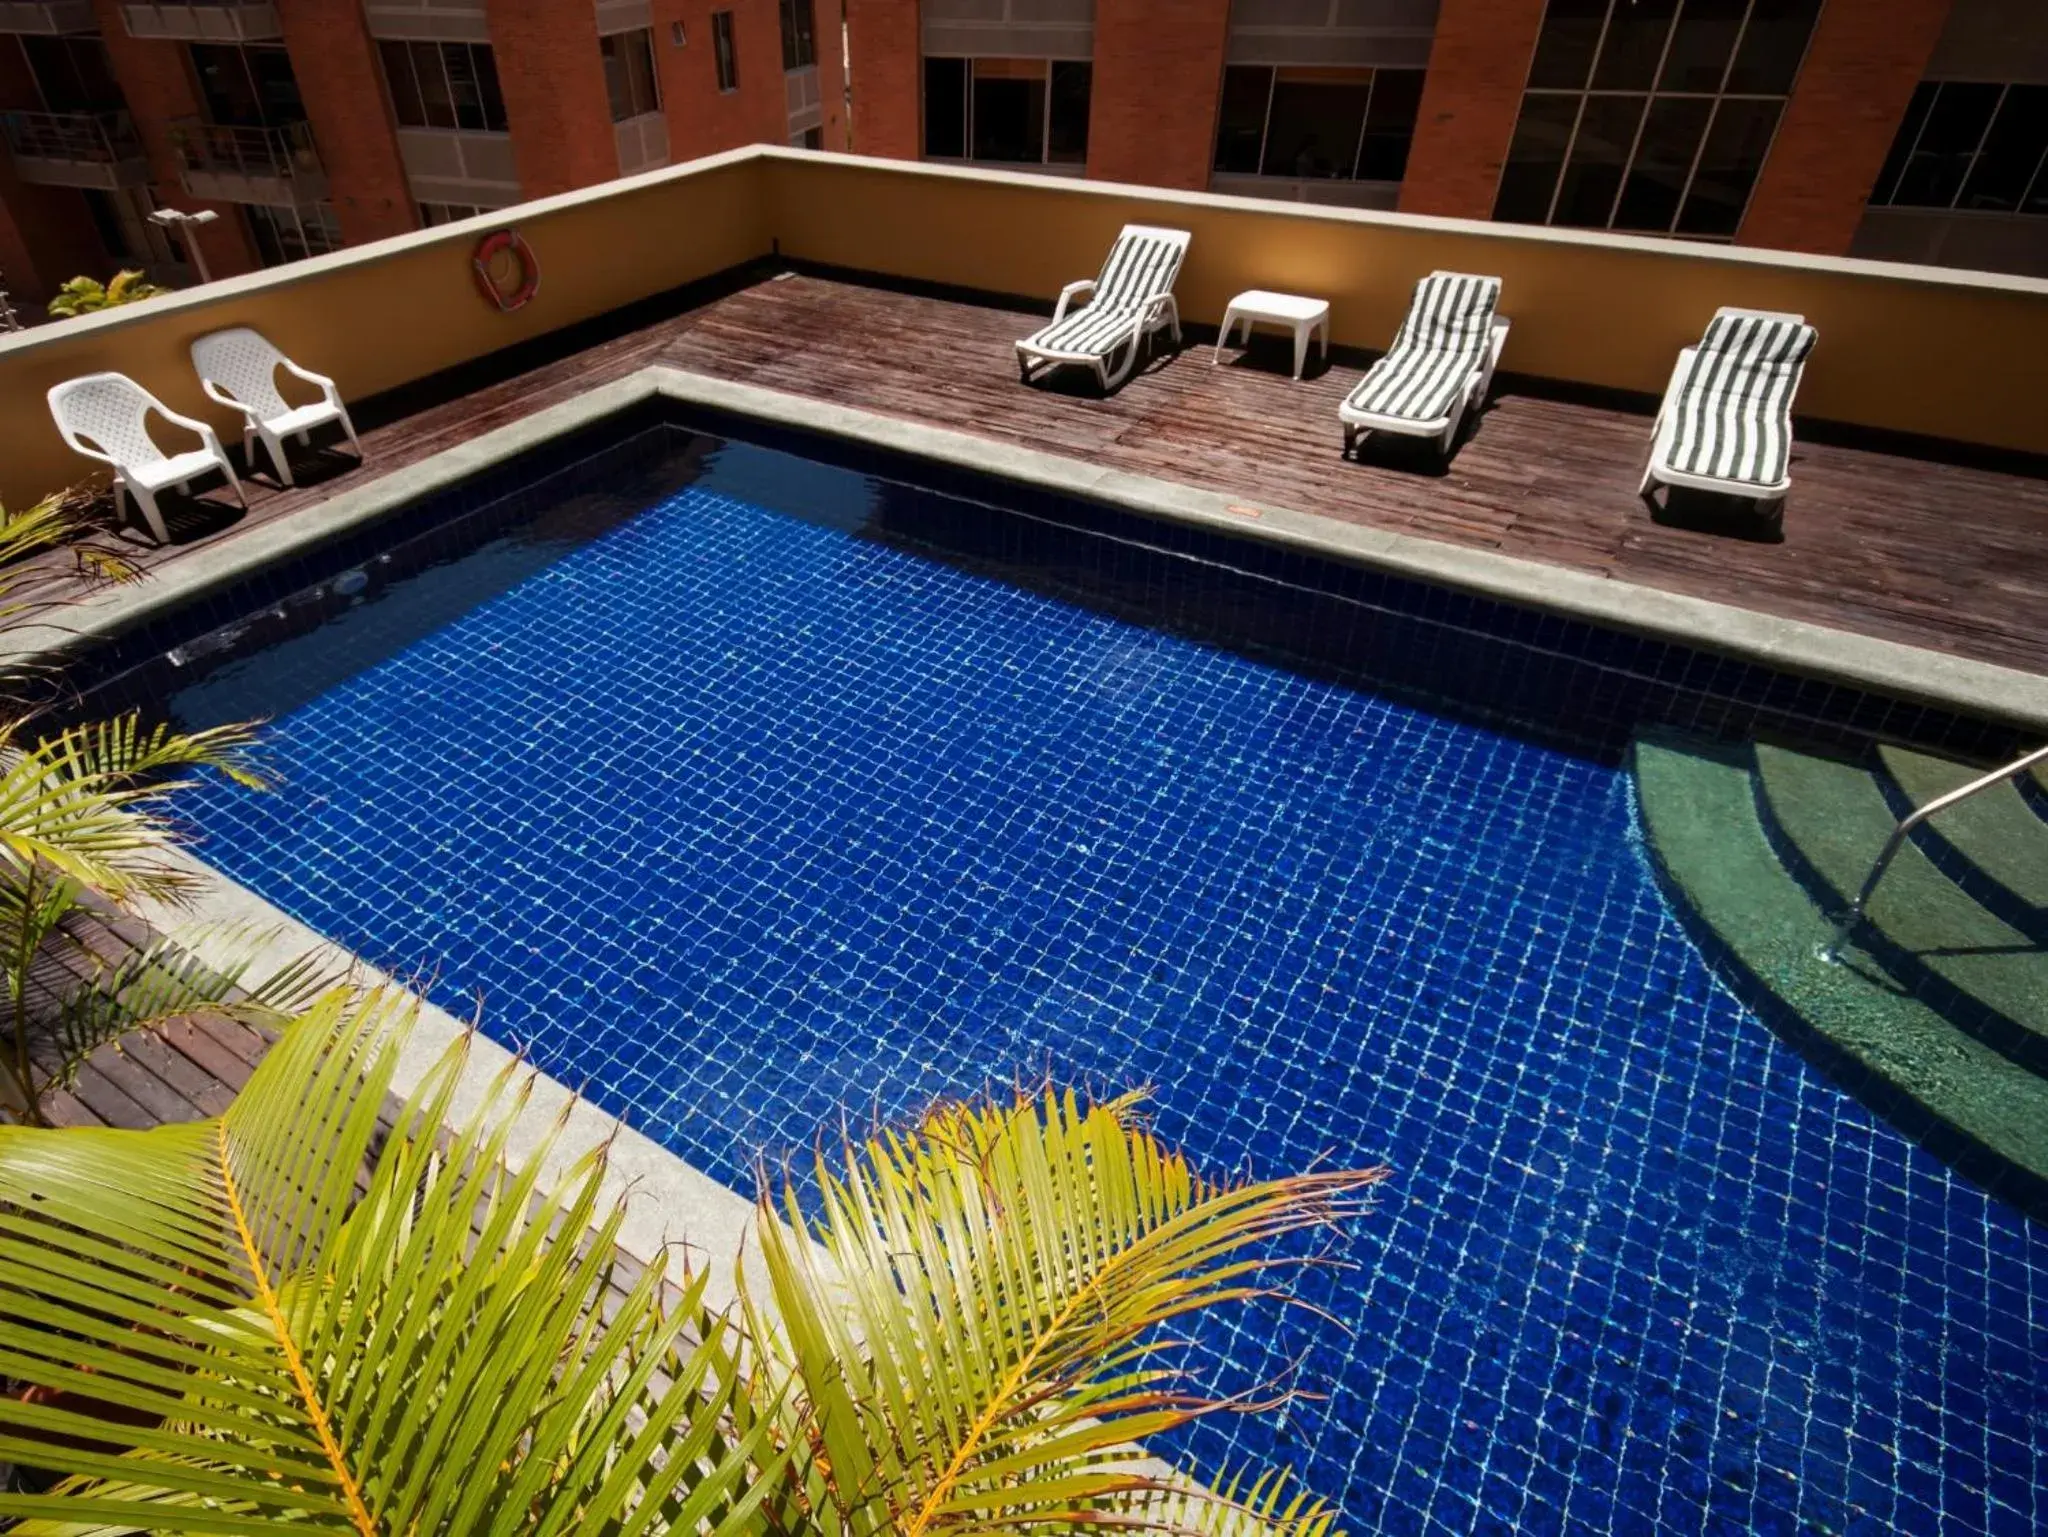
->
[8,363,2044,736]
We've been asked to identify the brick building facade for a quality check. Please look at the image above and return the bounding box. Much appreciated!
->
[842,0,2048,277]
[0,0,844,305]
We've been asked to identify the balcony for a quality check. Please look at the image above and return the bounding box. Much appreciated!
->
[120,0,281,41]
[0,0,95,32]
[171,117,325,204]
[1,109,151,190]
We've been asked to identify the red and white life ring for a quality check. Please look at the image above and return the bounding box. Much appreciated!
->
[472,228,539,312]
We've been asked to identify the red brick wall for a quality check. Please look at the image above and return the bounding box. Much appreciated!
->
[277,0,416,244]
[1398,0,1547,219]
[0,39,112,302]
[87,0,260,278]
[1737,0,1954,255]
[1086,0,1230,190]
[813,0,848,149]
[654,0,790,159]
[484,0,619,196]
[844,0,918,159]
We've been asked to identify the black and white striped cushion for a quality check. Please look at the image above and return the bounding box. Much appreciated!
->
[1343,272,1500,424]
[1667,311,1816,487]
[1024,229,1184,357]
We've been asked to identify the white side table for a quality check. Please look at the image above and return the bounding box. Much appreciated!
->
[1214,290,1330,380]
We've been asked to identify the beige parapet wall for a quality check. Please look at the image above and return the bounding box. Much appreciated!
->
[3,144,2046,507]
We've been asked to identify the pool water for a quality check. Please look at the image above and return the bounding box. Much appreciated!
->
[165,433,2045,1537]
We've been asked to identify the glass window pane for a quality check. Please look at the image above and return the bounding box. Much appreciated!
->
[380,39,423,128]
[1494,92,1580,223]
[1213,65,1269,174]
[1553,92,1644,227]
[1676,95,1781,235]
[1956,86,2046,212]
[1259,74,1372,179]
[444,41,485,131]
[412,40,455,129]
[712,12,737,91]
[923,57,965,157]
[1527,0,1608,91]
[1724,0,1820,95]
[601,34,629,121]
[1613,94,1710,230]
[1868,79,1935,205]
[780,0,815,72]
[1658,0,1745,93]
[247,44,304,123]
[1592,0,1675,92]
[1892,81,2001,207]
[629,30,659,114]
[1357,67,1422,180]
[971,67,1045,162]
[1047,60,1090,163]
[473,44,506,131]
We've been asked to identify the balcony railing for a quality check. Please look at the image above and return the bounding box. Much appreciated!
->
[171,118,326,203]
[120,0,281,42]
[1,109,151,189]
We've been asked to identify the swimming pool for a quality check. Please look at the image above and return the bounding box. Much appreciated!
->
[126,422,2043,1535]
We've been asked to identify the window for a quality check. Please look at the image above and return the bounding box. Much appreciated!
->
[189,42,305,128]
[1494,0,1821,238]
[780,0,815,73]
[711,12,738,93]
[601,28,662,121]
[21,36,124,114]
[1870,81,2048,215]
[379,41,507,133]
[1209,66,1423,183]
[419,201,486,226]
[795,125,824,149]
[244,201,342,267]
[921,57,1091,166]
[81,187,182,269]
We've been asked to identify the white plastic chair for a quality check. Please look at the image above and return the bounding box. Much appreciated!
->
[190,326,362,487]
[47,372,246,543]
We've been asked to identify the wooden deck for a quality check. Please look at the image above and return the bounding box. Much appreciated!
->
[20,268,2048,682]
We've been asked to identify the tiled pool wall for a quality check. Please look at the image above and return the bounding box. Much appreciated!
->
[62,402,2028,769]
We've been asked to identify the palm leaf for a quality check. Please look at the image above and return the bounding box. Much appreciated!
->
[0,987,786,1534]
[751,1086,1383,1537]
[0,714,266,907]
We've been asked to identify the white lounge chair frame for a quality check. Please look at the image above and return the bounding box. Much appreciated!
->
[1640,306,1815,506]
[191,326,363,487]
[47,371,246,543]
[1016,224,1190,391]
[1339,272,1509,456]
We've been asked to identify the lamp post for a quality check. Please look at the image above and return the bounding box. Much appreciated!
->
[147,207,219,284]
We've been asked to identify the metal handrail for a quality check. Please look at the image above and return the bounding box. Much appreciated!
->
[170,117,320,181]
[0,109,142,164]
[1835,742,2048,941]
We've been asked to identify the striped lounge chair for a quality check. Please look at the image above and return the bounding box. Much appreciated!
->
[1640,308,1817,506]
[1016,224,1190,391]
[1339,271,1509,458]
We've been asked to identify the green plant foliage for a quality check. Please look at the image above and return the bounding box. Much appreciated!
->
[0,992,1381,1534]
[46,270,170,319]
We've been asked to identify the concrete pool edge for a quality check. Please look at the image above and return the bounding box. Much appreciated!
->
[9,363,2045,736]
[138,844,770,1308]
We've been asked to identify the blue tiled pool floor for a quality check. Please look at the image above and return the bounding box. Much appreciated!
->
[167,439,2046,1536]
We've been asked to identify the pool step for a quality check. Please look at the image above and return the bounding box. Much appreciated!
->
[1879,743,2048,922]
[1752,741,2048,1073]
[1633,729,2048,1188]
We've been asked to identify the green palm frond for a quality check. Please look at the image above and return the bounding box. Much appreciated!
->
[0,987,788,1534]
[751,1086,1384,1537]
[0,713,266,907]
